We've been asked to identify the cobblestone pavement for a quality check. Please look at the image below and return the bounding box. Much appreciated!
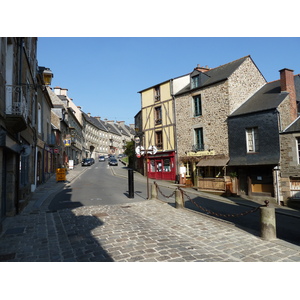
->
[1,165,300,262]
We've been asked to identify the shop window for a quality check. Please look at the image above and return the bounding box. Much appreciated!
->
[164,159,171,172]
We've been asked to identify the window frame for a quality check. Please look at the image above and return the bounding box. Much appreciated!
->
[193,95,202,117]
[154,106,162,125]
[155,131,163,149]
[296,137,300,164]
[191,75,200,89]
[246,127,259,153]
[194,127,204,151]
[154,86,160,102]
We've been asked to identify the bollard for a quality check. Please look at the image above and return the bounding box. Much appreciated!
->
[175,189,184,209]
[128,169,134,198]
[151,183,158,200]
[260,200,276,240]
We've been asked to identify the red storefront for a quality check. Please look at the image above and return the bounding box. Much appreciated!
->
[147,151,176,181]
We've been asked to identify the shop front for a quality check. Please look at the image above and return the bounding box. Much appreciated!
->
[147,151,176,181]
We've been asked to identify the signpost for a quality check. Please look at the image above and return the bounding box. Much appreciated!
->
[135,145,157,199]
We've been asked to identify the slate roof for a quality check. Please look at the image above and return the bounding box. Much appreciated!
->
[82,112,108,132]
[229,80,287,117]
[230,74,300,118]
[105,122,121,136]
[282,116,300,133]
[176,55,253,95]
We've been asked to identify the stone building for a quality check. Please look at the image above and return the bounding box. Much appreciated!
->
[276,73,300,206]
[228,69,300,201]
[174,56,266,189]
[0,38,54,230]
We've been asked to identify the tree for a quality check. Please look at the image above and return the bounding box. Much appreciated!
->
[124,140,135,168]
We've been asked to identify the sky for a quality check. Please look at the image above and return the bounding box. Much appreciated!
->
[2,1,299,295]
[37,37,300,125]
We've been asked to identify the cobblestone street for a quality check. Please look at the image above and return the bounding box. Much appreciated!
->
[1,166,300,262]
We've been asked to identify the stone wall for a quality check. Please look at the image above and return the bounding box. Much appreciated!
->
[175,57,266,160]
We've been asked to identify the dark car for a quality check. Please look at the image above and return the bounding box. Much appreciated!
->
[109,158,118,166]
[82,158,93,166]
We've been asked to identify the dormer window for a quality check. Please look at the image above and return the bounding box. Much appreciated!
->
[191,75,200,89]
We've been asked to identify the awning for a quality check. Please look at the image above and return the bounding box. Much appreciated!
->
[196,157,229,167]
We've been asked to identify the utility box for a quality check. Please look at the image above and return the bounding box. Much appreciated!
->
[56,168,66,182]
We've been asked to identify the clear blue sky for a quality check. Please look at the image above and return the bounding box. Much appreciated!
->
[37,37,300,124]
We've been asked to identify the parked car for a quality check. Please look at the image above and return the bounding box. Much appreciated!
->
[109,158,118,166]
[82,158,93,166]
[99,156,105,162]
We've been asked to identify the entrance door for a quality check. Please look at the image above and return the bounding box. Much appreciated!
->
[155,159,163,180]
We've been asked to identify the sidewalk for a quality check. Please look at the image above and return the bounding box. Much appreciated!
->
[0,164,300,262]
[115,165,300,219]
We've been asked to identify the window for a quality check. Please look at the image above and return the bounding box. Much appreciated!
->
[297,138,300,164]
[154,106,162,125]
[154,86,160,101]
[191,75,199,89]
[155,131,163,149]
[193,95,202,116]
[246,127,259,153]
[194,128,204,151]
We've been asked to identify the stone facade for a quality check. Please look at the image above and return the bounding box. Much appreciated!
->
[175,56,266,161]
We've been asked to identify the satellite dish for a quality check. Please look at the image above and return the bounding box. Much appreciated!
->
[20,145,32,157]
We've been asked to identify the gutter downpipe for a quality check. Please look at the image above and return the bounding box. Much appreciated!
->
[170,79,179,183]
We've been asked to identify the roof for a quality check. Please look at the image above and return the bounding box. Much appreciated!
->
[230,74,300,118]
[282,116,300,133]
[176,56,252,95]
[229,80,287,117]
[82,112,108,132]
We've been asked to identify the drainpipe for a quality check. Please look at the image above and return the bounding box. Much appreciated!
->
[16,37,24,215]
[274,165,281,205]
[171,79,179,183]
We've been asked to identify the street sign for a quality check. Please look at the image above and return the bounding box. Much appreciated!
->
[135,146,145,155]
[148,145,157,155]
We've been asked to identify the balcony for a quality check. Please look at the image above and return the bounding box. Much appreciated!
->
[5,86,29,133]
[5,100,29,132]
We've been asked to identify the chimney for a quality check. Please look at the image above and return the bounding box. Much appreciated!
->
[87,113,91,117]
[280,68,297,121]
[94,116,101,122]
[54,86,61,95]
[194,64,210,72]
[61,88,68,96]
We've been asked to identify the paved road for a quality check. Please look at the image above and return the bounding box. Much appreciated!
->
[0,162,300,262]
